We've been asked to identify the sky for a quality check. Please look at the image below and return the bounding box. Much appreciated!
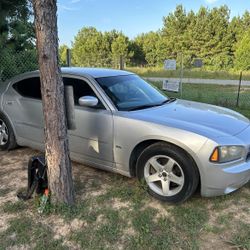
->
[57,0,250,46]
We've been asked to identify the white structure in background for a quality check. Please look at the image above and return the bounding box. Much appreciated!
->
[164,59,176,70]
[162,80,180,92]
[163,59,179,92]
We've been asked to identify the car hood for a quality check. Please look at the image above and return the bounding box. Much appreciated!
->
[127,99,250,139]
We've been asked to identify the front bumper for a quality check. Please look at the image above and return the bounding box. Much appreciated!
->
[200,160,250,197]
[199,125,250,197]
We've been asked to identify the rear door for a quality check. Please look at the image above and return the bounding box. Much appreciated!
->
[3,76,44,148]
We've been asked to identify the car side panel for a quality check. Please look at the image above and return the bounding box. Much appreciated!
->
[113,113,208,175]
[68,107,114,164]
[2,82,43,144]
[2,74,115,169]
[0,81,10,112]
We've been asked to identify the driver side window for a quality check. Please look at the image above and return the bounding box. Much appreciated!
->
[63,77,105,109]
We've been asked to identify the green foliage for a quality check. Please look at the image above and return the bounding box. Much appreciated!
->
[111,33,132,67]
[0,0,36,81]
[160,5,234,69]
[70,5,250,71]
[72,27,109,67]
[2,3,250,76]
[162,5,189,60]
[71,27,132,68]
[234,30,250,70]
[59,44,70,66]
[134,31,164,66]
[0,0,35,52]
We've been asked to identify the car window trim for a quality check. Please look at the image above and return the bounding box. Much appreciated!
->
[10,73,112,112]
[62,73,114,112]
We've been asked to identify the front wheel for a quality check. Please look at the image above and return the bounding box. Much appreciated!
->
[136,142,199,203]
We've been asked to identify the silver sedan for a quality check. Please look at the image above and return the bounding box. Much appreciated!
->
[0,67,250,203]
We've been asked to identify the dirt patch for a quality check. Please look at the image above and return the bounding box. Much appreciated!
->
[5,244,33,250]
[0,149,35,204]
[199,232,230,250]
[0,213,16,233]
[144,199,172,221]
[111,198,131,210]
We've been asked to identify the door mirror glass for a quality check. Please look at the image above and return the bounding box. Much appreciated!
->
[78,96,98,107]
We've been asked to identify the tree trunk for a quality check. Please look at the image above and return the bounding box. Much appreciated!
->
[32,0,75,205]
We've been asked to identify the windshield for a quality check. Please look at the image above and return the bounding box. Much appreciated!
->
[96,74,168,111]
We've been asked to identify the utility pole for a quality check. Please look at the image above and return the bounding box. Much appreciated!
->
[179,52,184,98]
[236,71,243,107]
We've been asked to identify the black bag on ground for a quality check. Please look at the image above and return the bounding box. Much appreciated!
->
[17,155,48,200]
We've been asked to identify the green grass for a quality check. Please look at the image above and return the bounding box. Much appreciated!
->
[0,217,66,250]
[128,208,179,250]
[1,172,249,249]
[0,188,11,197]
[70,208,125,249]
[230,222,250,249]
[39,177,210,249]
[2,200,29,213]
[128,67,250,80]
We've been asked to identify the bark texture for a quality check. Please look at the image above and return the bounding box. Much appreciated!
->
[32,0,75,205]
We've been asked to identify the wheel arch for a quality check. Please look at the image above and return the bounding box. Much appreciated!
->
[0,111,18,142]
[129,139,201,190]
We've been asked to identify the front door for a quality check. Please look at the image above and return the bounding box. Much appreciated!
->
[63,77,114,166]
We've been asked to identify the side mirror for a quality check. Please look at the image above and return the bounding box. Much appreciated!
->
[78,96,98,107]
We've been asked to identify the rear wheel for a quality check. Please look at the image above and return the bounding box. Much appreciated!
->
[0,114,17,151]
[136,142,199,203]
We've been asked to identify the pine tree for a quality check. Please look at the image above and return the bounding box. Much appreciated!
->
[234,30,250,70]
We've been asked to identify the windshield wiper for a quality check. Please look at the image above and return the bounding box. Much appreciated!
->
[128,98,177,111]
[128,104,160,111]
[164,97,177,104]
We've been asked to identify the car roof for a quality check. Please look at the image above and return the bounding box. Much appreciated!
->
[11,67,134,81]
[61,67,134,78]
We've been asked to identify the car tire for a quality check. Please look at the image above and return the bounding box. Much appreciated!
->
[0,113,17,151]
[136,142,199,203]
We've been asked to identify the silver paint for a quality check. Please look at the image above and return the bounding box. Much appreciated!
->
[78,96,99,107]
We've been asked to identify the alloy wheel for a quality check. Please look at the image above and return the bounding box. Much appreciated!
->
[0,119,9,146]
[144,155,185,197]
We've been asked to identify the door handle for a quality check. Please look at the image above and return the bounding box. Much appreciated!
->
[6,101,14,105]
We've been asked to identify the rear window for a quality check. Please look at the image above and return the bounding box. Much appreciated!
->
[12,76,105,109]
[13,77,41,99]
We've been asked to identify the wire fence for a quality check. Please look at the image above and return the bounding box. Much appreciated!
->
[0,49,38,82]
[152,80,250,109]
[0,49,249,109]
[146,55,250,109]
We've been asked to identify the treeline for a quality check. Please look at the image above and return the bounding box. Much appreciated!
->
[1,2,250,76]
[0,0,37,80]
[61,5,250,70]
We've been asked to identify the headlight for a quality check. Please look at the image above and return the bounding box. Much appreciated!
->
[210,146,245,163]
